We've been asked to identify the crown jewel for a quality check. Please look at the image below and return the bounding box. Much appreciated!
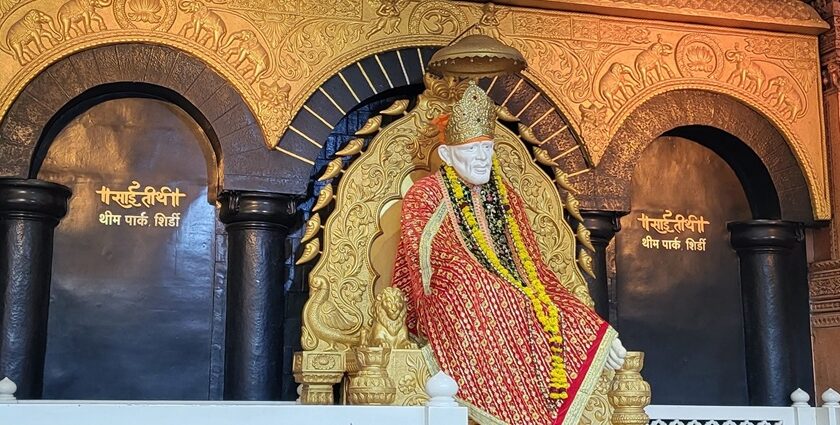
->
[444,82,497,145]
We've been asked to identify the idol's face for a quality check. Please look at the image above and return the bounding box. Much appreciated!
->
[438,139,495,186]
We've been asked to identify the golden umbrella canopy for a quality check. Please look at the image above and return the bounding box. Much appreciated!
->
[428,34,527,79]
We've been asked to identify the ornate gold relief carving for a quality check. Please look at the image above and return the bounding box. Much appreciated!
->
[406,0,466,37]
[488,0,827,35]
[58,0,110,41]
[178,0,226,50]
[4,9,61,65]
[346,346,397,405]
[809,260,840,329]
[0,0,828,219]
[498,13,827,218]
[367,0,406,38]
[366,287,416,350]
[293,350,345,404]
[581,369,615,425]
[343,287,417,405]
[675,34,723,79]
[113,0,177,31]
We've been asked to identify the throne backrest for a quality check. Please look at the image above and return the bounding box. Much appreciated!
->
[301,75,593,353]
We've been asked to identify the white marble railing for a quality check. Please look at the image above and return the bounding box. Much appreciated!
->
[1,401,470,425]
[2,377,839,425]
[0,375,469,425]
[646,389,840,425]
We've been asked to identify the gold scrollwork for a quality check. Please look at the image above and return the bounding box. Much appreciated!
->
[394,350,430,406]
[581,369,615,425]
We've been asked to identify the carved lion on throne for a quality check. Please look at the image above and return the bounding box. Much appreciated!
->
[293,72,651,425]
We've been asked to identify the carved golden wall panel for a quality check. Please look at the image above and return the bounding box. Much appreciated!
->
[498,14,827,219]
[0,0,829,218]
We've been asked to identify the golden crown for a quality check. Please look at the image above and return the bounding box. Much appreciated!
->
[444,82,497,145]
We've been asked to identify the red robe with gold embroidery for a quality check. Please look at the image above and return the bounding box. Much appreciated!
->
[393,171,615,425]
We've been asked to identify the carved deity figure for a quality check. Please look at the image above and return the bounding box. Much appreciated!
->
[392,82,626,425]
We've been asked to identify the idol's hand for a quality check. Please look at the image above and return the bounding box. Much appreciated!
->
[605,338,627,370]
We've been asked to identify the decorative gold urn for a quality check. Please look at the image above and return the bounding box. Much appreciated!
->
[609,352,652,425]
[346,346,397,405]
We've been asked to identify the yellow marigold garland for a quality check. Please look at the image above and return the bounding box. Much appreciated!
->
[443,160,570,400]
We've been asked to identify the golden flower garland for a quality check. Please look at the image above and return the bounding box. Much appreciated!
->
[443,159,570,400]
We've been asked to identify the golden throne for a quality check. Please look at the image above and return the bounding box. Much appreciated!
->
[293,73,651,425]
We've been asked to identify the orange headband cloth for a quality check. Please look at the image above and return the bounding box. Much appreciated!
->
[431,113,450,145]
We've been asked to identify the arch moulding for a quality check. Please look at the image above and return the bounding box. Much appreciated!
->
[0,43,307,195]
[573,89,816,224]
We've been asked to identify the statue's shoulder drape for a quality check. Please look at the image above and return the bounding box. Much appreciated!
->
[393,172,616,425]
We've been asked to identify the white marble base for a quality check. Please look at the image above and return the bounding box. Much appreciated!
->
[0,401,468,425]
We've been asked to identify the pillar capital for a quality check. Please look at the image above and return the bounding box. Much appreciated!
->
[218,191,298,228]
[580,209,625,321]
[0,178,71,223]
[581,210,624,244]
[728,220,802,252]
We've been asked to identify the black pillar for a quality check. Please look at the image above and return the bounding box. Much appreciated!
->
[219,191,298,400]
[0,178,71,398]
[581,210,622,321]
[728,220,802,406]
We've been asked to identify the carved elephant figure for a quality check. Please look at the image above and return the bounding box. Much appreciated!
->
[725,46,765,94]
[763,76,803,120]
[179,0,226,50]
[635,35,674,87]
[599,63,640,111]
[58,0,111,40]
[221,30,269,83]
[4,9,61,65]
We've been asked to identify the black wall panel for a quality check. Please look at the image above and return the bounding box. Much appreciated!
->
[38,98,217,399]
[616,136,751,405]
